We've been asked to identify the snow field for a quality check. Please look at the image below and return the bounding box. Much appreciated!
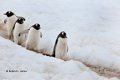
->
[0,0,120,79]
[0,37,118,80]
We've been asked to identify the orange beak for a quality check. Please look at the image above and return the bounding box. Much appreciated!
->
[4,13,7,15]
[21,21,23,24]
[64,36,67,38]
[38,27,40,29]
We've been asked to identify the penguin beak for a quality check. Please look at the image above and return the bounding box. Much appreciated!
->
[21,21,23,24]
[64,36,67,38]
[4,13,7,15]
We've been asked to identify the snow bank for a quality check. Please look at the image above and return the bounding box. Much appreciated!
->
[0,37,118,80]
[67,45,120,71]
[0,0,120,79]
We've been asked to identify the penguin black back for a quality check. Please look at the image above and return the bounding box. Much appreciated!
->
[52,31,67,57]
[4,11,15,17]
[11,17,25,41]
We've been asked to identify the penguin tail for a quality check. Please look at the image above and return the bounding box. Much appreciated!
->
[4,19,7,24]
[41,52,55,57]
[18,33,21,37]
[51,53,55,57]
[42,54,52,57]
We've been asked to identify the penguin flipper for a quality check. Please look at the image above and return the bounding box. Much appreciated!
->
[67,46,69,52]
[40,32,42,38]
[52,42,57,57]
[52,44,56,57]
[52,37,59,57]
[10,21,17,40]
[4,18,7,24]
[19,29,29,37]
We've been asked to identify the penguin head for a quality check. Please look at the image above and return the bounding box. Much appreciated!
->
[16,17,25,24]
[4,11,15,17]
[32,23,41,30]
[59,31,67,38]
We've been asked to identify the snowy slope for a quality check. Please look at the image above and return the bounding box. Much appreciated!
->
[0,37,118,80]
[0,0,120,79]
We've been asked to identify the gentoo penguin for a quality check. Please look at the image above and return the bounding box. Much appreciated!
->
[52,31,68,59]
[19,23,42,51]
[4,11,17,39]
[12,17,25,45]
[4,11,25,40]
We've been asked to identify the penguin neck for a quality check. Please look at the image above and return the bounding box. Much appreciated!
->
[58,37,67,44]
[15,23,24,28]
[7,15,17,23]
[29,27,40,35]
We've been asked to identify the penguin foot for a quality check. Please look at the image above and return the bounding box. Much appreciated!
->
[37,50,43,53]
[42,54,52,57]
[18,43,21,45]
[62,58,68,61]
[9,35,13,40]
[9,36,11,40]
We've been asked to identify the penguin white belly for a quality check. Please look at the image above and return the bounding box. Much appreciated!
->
[13,23,25,44]
[55,38,67,59]
[26,28,41,50]
[7,15,17,36]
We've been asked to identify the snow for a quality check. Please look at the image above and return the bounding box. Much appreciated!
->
[0,0,120,79]
[0,37,118,80]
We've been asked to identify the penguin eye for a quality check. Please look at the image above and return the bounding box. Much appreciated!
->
[18,18,21,21]
[8,11,11,14]
[36,24,38,26]
[62,32,65,35]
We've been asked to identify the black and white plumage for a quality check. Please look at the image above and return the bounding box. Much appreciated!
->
[12,17,25,45]
[4,11,17,39]
[52,31,68,59]
[4,11,25,40]
[19,23,42,50]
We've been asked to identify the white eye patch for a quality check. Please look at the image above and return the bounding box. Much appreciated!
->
[8,11,11,14]
[62,32,64,35]
[18,18,21,21]
[36,24,38,26]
